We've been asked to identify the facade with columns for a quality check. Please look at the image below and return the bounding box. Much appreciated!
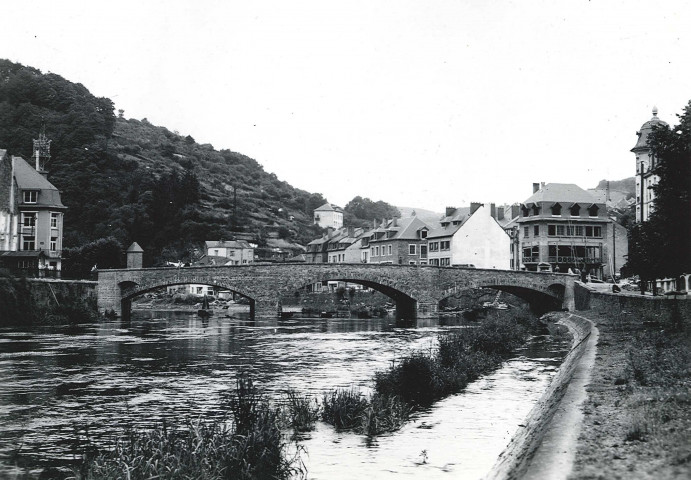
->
[632,107,668,223]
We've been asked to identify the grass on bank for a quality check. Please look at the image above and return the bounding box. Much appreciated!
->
[74,377,306,480]
[319,312,541,435]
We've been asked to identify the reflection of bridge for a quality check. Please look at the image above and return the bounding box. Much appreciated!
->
[97,264,575,320]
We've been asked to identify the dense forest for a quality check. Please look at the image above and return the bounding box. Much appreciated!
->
[0,59,396,274]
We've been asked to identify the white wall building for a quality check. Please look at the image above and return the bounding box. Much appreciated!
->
[313,203,344,229]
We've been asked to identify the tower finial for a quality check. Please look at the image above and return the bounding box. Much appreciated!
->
[652,106,658,117]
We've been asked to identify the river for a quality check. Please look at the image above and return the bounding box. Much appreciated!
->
[0,310,570,479]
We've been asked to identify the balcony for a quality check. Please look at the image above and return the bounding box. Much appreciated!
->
[522,256,539,264]
[547,256,603,264]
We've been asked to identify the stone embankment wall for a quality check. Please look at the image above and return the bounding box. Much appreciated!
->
[26,279,98,309]
[486,313,593,480]
[574,282,690,326]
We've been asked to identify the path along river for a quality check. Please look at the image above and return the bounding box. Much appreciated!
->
[0,311,570,479]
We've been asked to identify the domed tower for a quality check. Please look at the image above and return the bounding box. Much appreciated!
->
[631,107,667,222]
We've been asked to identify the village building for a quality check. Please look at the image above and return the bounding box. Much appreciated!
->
[313,203,344,229]
[632,107,668,223]
[365,215,431,265]
[518,182,622,279]
[204,240,254,265]
[0,130,66,277]
[427,203,510,269]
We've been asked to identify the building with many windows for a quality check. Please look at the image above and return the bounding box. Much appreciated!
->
[518,183,613,278]
[313,203,344,229]
[632,107,668,223]
[0,132,66,277]
[364,215,432,265]
[204,240,254,265]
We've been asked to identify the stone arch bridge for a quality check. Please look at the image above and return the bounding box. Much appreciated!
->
[97,264,575,320]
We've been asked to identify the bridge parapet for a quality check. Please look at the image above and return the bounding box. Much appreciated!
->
[97,264,575,319]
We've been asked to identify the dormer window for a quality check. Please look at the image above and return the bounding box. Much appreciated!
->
[521,205,530,217]
[551,203,562,216]
[570,204,581,216]
[588,205,599,217]
[420,229,428,239]
[531,204,540,216]
[23,190,38,204]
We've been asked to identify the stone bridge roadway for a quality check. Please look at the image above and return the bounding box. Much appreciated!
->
[97,264,576,320]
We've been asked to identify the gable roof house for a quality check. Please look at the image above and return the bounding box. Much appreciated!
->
[427,203,510,269]
[0,133,66,277]
[364,215,432,265]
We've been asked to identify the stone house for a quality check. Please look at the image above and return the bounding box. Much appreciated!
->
[364,215,432,265]
[0,132,66,277]
[205,240,254,265]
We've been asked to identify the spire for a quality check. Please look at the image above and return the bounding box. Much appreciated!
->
[32,120,51,175]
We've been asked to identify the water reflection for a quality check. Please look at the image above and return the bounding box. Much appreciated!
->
[0,312,569,478]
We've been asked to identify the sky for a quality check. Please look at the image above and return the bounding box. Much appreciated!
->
[2,1,690,212]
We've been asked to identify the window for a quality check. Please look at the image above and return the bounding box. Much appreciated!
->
[548,225,556,236]
[566,225,575,236]
[375,246,380,256]
[22,212,36,227]
[420,245,427,258]
[593,226,602,237]
[575,225,583,236]
[50,213,59,228]
[533,225,539,236]
[440,258,451,266]
[409,244,417,255]
[388,245,392,256]
[430,258,439,266]
[588,205,599,217]
[429,241,439,252]
[409,261,416,265]
[50,236,57,251]
[521,206,530,217]
[22,235,35,251]
[524,226,530,237]
[23,191,37,204]
[420,230,428,239]
[440,241,450,251]
[570,204,581,216]
[556,225,565,236]
[531,204,540,216]
[551,203,562,216]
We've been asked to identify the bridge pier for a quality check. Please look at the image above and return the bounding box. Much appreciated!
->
[252,299,282,319]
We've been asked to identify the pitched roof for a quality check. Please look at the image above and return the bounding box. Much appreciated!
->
[205,240,253,249]
[11,156,65,209]
[523,183,598,205]
[440,206,470,224]
[314,202,343,212]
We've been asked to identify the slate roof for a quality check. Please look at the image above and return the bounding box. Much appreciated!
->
[314,202,343,212]
[10,156,65,209]
[522,183,599,206]
[205,240,253,249]
[631,108,669,152]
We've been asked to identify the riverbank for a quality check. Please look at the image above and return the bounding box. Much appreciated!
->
[568,308,690,479]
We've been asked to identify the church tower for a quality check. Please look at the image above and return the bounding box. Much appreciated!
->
[631,107,667,222]
[32,123,51,176]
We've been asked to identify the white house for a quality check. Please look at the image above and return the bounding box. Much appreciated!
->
[427,203,510,269]
[313,203,344,229]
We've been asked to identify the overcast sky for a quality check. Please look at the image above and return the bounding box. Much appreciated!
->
[3,1,690,212]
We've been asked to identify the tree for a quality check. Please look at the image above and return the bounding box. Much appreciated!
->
[624,100,691,289]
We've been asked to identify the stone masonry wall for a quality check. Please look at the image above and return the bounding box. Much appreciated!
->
[27,279,98,309]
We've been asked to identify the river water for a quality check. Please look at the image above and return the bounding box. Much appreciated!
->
[0,311,570,479]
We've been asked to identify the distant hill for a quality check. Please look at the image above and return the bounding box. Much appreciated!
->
[397,206,443,224]
[588,177,635,208]
[0,59,330,264]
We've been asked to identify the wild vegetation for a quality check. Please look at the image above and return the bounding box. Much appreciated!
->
[0,59,403,270]
[75,378,305,480]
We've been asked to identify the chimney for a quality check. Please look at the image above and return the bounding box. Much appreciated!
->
[470,202,482,214]
[511,204,520,219]
[541,182,545,188]
[347,226,354,237]
[532,183,540,193]
[392,217,398,227]
[373,219,377,229]
[490,203,496,218]
[497,206,505,221]
[445,207,455,217]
